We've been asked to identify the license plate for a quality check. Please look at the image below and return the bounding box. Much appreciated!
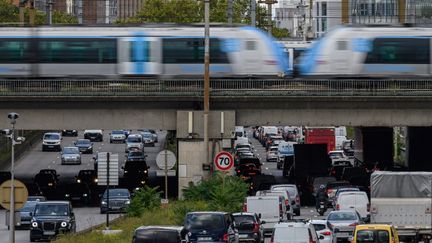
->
[43,231,56,236]
[239,234,249,238]
[337,232,350,237]
[48,145,53,148]
[198,237,212,241]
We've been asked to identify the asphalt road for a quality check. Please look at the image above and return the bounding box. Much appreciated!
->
[0,130,167,243]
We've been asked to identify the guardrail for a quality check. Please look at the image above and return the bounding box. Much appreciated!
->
[0,79,432,96]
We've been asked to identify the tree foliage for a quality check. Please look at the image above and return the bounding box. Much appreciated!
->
[127,186,161,217]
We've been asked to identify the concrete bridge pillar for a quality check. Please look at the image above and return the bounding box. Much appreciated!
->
[354,127,394,169]
[406,127,432,171]
[176,110,235,198]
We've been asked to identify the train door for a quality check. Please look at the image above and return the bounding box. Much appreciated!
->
[242,39,261,74]
[118,37,161,76]
[331,39,352,74]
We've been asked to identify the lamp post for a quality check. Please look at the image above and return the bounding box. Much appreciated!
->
[204,0,210,172]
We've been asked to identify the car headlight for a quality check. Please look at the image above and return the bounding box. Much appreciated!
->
[125,200,130,204]
[141,180,145,184]
[101,201,107,205]
[65,194,70,197]
[124,171,128,173]
[48,183,53,186]
[77,179,81,183]
[144,170,148,173]
[94,178,98,183]
[83,193,88,197]
[60,221,68,227]
[31,222,38,228]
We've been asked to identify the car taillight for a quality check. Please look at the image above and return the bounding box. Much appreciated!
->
[285,199,289,206]
[270,235,274,243]
[309,236,314,243]
[322,231,331,236]
[367,203,370,212]
[336,204,340,210]
[391,237,395,243]
[349,223,358,227]
[253,223,260,233]
[243,202,247,212]
[223,233,229,242]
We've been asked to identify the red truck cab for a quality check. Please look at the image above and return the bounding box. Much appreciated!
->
[304,127,336,153]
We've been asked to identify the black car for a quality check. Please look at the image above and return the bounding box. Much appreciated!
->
[132,226,183,243]
[100,188,131,214]
[330,161,352,180]
[30,201,76,242]
[61,130,78,137]
[236,157,262,177]
[232,212,264,243]
[76,169,98,186]
[17,200,39,229]
[182,212,238,243]
[123,161,150,188]
[34,169,59,191]
[64,183,91,205]
[84,130,103,142]
[74,139,93,154]
[126,150,147,162]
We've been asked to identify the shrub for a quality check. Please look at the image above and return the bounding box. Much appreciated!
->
[127,186,161,217]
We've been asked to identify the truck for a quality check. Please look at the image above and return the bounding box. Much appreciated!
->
[370,171,432,243]
[293,144,331,178]
[304,127,335,153]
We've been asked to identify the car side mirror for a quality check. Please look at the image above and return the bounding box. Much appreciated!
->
[258,213,261,219]
[29,212,33,217]
[260,220,266,224]
[71,212,75,217]
[319,235,325,240]
[121,166,124,169]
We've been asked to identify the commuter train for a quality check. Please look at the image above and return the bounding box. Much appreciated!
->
[298,26,432,77]
[0,26,290,78]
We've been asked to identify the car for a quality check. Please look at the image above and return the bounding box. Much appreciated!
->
[126,150,147,162]
[271,222,321,243]
[310,219,333,243]
[17,200,39,229]
[30,201,76,242]
[83,129,103,142]
[110,130,126,143]
[326,210,363,242]
[34,169,59,191]
[141,131,155,147]
[76,169,98,186]
[61,130,78,137]
[140,129,158,143]
[328,150,347,163]
[352,224,400,243]
[63,183,91,205]
[125,134,144,153]
[27,196,46,202]
[123,161,150,188]
[335,191,370,221]
[61,146,81,165]
[312,176,337,197]
[42,132,62,152]
[74,139,93,154]
[266,146,278,162]
[181,211,238,243]
[255,190,293,219]
[270,184,301,216]
[100,188,131,214]
[330,161,353,180]
[232,212,264,243]
[132,226,183,243]
[332,187,360,208]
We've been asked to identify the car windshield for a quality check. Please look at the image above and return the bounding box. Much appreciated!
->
[186,214,225,230]
[329,152,343,158]
[76,140,90,145]
[34,204,69,216]
[79,171,94,176]
[63,147,79,154]
[129,152,144,157]
[127,136,142,143]
[44,134,60,140]
[273,186,297,196]
[142,133,152,138]
[21,201,38,212]
[112,130,123,134]
[357,230,389,243]
[312,223,326,231]
[233,215,255,225]
[328,212,357,221]
[103,189,130,198]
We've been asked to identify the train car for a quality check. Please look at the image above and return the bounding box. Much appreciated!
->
[0,26,290,78]
[298,26,432,77]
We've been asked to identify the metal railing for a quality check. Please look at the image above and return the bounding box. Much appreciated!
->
[0,79,432,97]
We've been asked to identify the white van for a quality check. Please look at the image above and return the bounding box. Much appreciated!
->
[263,126,278,136]
[335,126,347,137]
[255,190,293,219]
[272,222,321,243]
[335,135,347,150]
[244,196,287,235]
[335,191,370,219]
[235,126,245,138]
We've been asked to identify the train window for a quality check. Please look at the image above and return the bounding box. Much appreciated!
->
[129,41,149,62]
[365,38,430,64]
[0,39,30,63]
[246,41,256,50]
[162,38,229,64]
[38,39,117,63]
[337,41,348,51]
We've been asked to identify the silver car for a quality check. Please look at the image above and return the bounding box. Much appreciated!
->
[110,130,126,143]
[326,210,362,241]
[61,147,81,165]
[125,134,144,153]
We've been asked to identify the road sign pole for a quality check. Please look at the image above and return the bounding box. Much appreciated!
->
[106,152,109,230]
[164,141,168,200]
[9,123,15,243]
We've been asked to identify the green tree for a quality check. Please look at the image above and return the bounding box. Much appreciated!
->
[126,186,161,217]
[272,27,290,39]
[0,0,19,24]
[52,10,79,24]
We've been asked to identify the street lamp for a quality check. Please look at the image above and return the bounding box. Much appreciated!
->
[3,112,25,243]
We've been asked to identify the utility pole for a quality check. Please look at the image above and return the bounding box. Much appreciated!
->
[258,0,278,34]
[204,0,210,173]
[227,0,233,25]
[19,0,26,26]
[46,0,53,25]
[251,0,256,27]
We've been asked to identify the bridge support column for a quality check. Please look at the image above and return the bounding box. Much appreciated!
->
[176,111,235,198]
[406,127,432,171]
[354,127,394,169]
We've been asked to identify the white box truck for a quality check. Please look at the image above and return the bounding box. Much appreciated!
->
[370,171,432,242]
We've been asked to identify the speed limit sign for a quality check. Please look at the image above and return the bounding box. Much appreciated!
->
[214,151,234,171]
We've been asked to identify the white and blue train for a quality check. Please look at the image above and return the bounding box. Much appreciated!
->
[298,26,432,77]
[0,26,290,78]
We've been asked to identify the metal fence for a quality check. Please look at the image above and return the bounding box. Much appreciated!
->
[1,79,432,97]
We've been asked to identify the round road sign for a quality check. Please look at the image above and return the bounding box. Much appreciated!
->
[156,150,177,170]
[0,179,28,210]
[214,151,234,171]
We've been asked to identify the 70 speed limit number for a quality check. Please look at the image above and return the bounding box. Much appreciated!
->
[214,151,234,171]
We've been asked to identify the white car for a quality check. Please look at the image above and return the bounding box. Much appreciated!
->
[109,130,126,143]
[42,132,62,152]
[272,222,321,243]
[328,150,348,164]
[310,219,333,243]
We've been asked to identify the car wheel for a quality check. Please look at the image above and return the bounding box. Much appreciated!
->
[295,209,301,216]
[30,237,36,242]
[110,140,112,144]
